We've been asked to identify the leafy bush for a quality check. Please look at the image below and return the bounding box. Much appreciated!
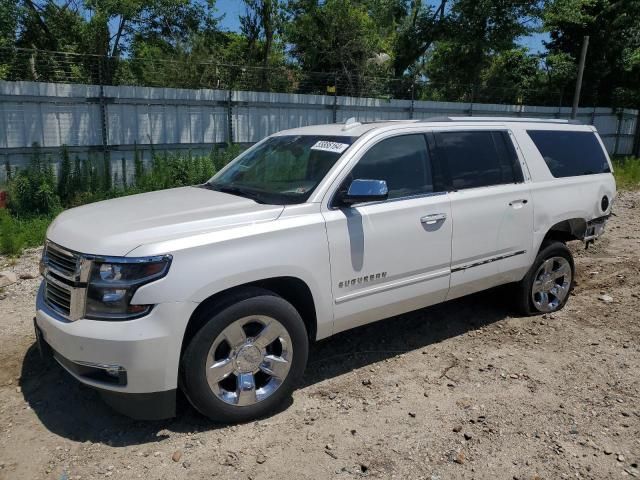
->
[1,143,243,255]
[7,143,61,216]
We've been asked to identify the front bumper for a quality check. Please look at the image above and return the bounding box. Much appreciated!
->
[35,282,198,419]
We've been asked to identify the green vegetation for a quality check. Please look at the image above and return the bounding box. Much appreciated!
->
[1,1,638,106]
[0,210,52,256]
[0,144,242,255]
[613,157,640,190]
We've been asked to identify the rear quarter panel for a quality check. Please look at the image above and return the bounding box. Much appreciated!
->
[511,126,616,255]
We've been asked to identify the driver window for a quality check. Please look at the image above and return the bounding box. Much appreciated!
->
[348,134,433,199]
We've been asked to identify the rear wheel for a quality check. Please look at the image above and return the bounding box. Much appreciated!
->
[181,290,308,422]
[514,241,575,315]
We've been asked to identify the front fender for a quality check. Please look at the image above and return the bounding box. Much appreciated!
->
[129,213,335,339]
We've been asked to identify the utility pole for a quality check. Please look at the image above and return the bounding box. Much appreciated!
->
[571,35,589,120]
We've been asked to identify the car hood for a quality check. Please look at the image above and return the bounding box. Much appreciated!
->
[47,186,285,256]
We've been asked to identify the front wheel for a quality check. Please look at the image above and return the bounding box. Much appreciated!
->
[181,290,309,423]
[514,241,575,315]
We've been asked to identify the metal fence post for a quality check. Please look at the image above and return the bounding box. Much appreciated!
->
[556,89,564,118]
[333,73,338,123]
[409,79,415,120]
[469,83,476,116]
[227,89,234,145]
[97,57,110,170]
[613,108,623,157]
[633,111,640,157]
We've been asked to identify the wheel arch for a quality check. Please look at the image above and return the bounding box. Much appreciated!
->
[180,276,318,358]
[539,218,587,249]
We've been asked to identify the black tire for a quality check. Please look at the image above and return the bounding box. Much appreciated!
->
[513,241,575,316]
[181,288,309,423]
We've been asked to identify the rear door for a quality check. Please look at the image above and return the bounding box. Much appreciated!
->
[432,129,534,300]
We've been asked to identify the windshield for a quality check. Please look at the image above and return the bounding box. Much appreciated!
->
[205,135,357,205]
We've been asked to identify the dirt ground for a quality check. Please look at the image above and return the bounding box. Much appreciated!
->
[0,192,639,480]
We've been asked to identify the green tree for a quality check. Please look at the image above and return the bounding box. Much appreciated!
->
[481,48,542,104]
[544,0,640,107]
[538,51,576,103]
[0,0,19,46]
[0,0,20,78]
[13,1,89,82]
[424,0,543,102]
[286,0,385,93]
[240,0,282,66]
[388,0,449,77]
[17,1,86,52]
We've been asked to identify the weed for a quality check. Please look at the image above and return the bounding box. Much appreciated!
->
[613,157,640,190]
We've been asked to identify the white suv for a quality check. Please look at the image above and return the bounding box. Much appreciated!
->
[35,117,616,422]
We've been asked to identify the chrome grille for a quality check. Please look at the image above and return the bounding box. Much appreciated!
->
[42,241,86,320]
[44,278,72,316]
[45,242,80,278]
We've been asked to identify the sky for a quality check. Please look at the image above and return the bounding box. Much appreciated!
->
[217,0,245,32]
[215,0,550,54]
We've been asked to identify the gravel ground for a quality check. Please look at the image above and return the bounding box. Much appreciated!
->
[0,191,639,480]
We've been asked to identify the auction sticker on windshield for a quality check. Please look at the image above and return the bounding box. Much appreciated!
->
[311,141,350,154]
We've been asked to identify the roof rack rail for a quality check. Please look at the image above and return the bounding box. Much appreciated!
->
[360,119,421,124]
[419,116,583,124]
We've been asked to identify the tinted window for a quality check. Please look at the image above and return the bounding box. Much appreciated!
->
[349,134,433,199]
[527,130,611,178]
[494,132,525,183]
[436,131,521,190]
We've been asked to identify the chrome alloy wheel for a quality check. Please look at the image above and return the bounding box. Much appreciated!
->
[205,315,292,406]
[531,256,572,313]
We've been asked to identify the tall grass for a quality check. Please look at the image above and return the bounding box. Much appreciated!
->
[0,143,242,255]
[613,157,640,190]
[0,210,53,256]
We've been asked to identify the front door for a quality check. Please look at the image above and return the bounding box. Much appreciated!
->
[322,133,453,334]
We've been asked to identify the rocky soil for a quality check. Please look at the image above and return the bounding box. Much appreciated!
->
[0,192,639,480]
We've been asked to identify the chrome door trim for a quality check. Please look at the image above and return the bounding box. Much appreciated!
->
[451,250,527,273]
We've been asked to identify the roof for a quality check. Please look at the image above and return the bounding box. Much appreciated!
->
[273,116,587,138]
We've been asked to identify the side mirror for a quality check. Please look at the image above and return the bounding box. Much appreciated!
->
[339,179,388,206]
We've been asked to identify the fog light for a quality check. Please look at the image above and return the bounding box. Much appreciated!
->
[54,354,128,386]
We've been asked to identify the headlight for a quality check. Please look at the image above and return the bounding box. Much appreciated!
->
[85,255,171,320]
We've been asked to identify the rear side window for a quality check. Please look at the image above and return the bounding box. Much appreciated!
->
[435,131,523,190]
[527,130,611,178]
[349,134,433,199]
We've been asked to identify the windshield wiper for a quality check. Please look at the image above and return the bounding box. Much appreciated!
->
[203,183,267,204]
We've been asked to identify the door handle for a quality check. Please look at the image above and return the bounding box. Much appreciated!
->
[421,213,447,225]
[508,199,528,207]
